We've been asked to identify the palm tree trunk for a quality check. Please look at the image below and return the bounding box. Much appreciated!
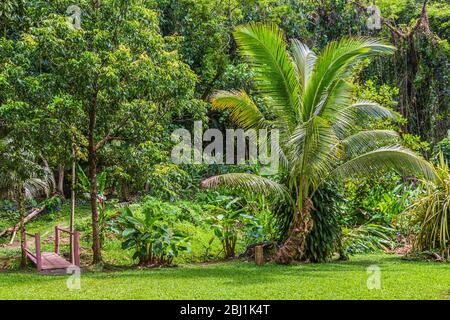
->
[276,198,314,264]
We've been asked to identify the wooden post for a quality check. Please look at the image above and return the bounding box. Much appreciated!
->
[255,245,264,266]
[35,233,42,272]
[73,231,80,267]
[54,226,60,255]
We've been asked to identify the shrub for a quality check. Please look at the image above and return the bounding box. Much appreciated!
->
[139,196,204,225]
[41,196,63,213]
[0,200,18,230]
[433,138,450,164]
[146,163,190,201]
[342,223,394,254]
[206,195,261,259]
[405,153,450,258]
[116,206,190,266]
[344,174,412,225]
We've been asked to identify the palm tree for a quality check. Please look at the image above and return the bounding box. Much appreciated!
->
[0,138,54,268]
[201,23,437,264]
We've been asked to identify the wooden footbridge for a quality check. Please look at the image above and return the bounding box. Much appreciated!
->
[24,226,80,273]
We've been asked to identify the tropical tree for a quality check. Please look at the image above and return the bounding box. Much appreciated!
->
[0,0,204,264]
[202,23,437,264]
[0,138,54,268]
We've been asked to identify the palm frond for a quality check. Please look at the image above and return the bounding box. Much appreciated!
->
[326,100,397,137]
[24,177,52,199]
[332,146,438,183]
[201,173,291,201]
[351,100,397,119]
[290,39,316,95]
[302,37,395,120]
[287,116,338,188]
[342,130,400,158]
[234,23,300,130]
[315,79,354,118]
[343,223,394,253]
[0,137,54,200]
[211,90,270,130]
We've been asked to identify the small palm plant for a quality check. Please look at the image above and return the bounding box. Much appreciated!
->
[0,138,54,268]
[201,23,436,263]
[405,152,450,258]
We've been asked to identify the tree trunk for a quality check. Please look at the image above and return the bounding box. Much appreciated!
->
[120,179,130,201]
[276,198,314,264]
[89,144,102,264]
[57,165,65,197]
[70,143,76,263]
[18,193,27,270]
[255,245,264,266]
[88,99,102,265]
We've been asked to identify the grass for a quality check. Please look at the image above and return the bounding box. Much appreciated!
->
[0,254,448,300]
[1,203,449,300]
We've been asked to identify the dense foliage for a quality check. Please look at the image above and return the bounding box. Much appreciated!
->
[116,206,190,266]
[0,0,448,268]
[405,153,450,256]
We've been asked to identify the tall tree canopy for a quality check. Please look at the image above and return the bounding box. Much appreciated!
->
[0,0,205,263]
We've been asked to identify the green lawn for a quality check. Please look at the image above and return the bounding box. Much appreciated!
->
[0,254,448,300]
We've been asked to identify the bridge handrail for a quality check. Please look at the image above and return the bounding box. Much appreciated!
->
[55,226,76,235]
[54,226,80,266]
[24,231,42,271]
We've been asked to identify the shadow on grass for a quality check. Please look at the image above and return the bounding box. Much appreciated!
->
[0,261,355,288]
[2,254,446,288]
[73,259,381,285]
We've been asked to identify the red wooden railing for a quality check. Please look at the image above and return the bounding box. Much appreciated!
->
[24,232,42,271]
[24,226,80,270]
[54,226,80,267]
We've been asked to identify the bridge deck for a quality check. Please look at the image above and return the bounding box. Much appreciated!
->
[27,252,73,270]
